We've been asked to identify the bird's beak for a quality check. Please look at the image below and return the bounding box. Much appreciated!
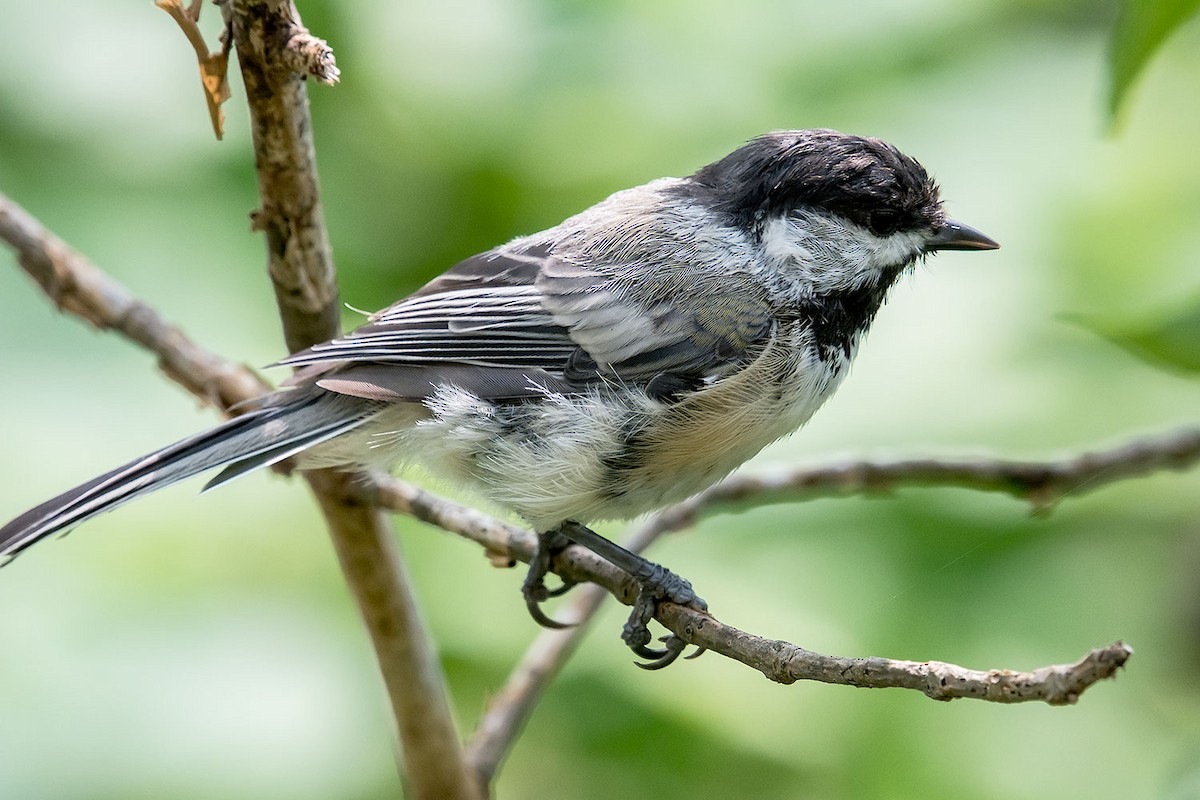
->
[925,219,1000,252]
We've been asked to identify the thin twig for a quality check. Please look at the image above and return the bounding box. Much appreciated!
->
[494,431,1195,712]
[464,583,609,785]
[0,189,267,411]
[223,2,478,798]
[371,424,1200,605]
[437,427,1200,770]
[668,605,1132,704]
[643,429,1200,538]
[657,603,1131,704]
[456,426,1193,781]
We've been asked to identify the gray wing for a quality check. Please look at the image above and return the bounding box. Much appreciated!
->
[536,256,772,385]
[278,237,773,402]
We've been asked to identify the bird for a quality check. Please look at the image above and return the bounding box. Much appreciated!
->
[0,129,998,667]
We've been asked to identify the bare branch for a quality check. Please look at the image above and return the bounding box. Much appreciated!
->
[464,582,609,785]
[223,2,478,797]
[643,426,1200,538]
[222,0,340,356]
[308,470,482,798]
[0,189,267,412]
[657,606,1131,705]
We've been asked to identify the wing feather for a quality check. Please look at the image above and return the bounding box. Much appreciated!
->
[278,204,775,403]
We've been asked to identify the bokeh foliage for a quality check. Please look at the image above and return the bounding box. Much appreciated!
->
[0,1,1199,799]
[1109,0,1200,117]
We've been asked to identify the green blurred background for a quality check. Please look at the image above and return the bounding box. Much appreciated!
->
[1,1,1199,798]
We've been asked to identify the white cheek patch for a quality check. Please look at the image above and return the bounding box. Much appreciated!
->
[760,212,924,294]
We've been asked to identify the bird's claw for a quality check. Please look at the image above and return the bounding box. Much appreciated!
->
[520,529,578,629]
[543,578,578,598]
[621,565,708,669]
[520,522,710,668]
[632,635,692,670]
[524,593,573,630]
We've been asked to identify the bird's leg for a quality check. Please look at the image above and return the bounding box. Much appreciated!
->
[521,528,579,629]
[558,520,708,669]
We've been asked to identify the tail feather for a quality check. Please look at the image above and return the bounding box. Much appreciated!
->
[0,391,378,562]
[201,415,363,493]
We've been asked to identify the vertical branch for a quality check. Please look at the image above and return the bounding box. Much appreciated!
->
[224,0,340,356]
[309,471,483,799]
[222,2,480,797]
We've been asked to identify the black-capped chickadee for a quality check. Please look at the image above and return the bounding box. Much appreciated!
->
[0,129,998,667]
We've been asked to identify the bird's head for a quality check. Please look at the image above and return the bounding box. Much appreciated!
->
[691,129,998,295]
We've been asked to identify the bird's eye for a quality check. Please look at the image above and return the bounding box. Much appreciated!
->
[867,208,901,236]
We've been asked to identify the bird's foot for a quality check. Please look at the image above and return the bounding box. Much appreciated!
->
[520,528,579,629]
[619,561,709,670]
[519,521,709,668]
[556,520,708,669]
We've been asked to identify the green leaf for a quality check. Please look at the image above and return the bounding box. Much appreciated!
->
[1072,300,1200,375]
[1108,0,1200,120]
